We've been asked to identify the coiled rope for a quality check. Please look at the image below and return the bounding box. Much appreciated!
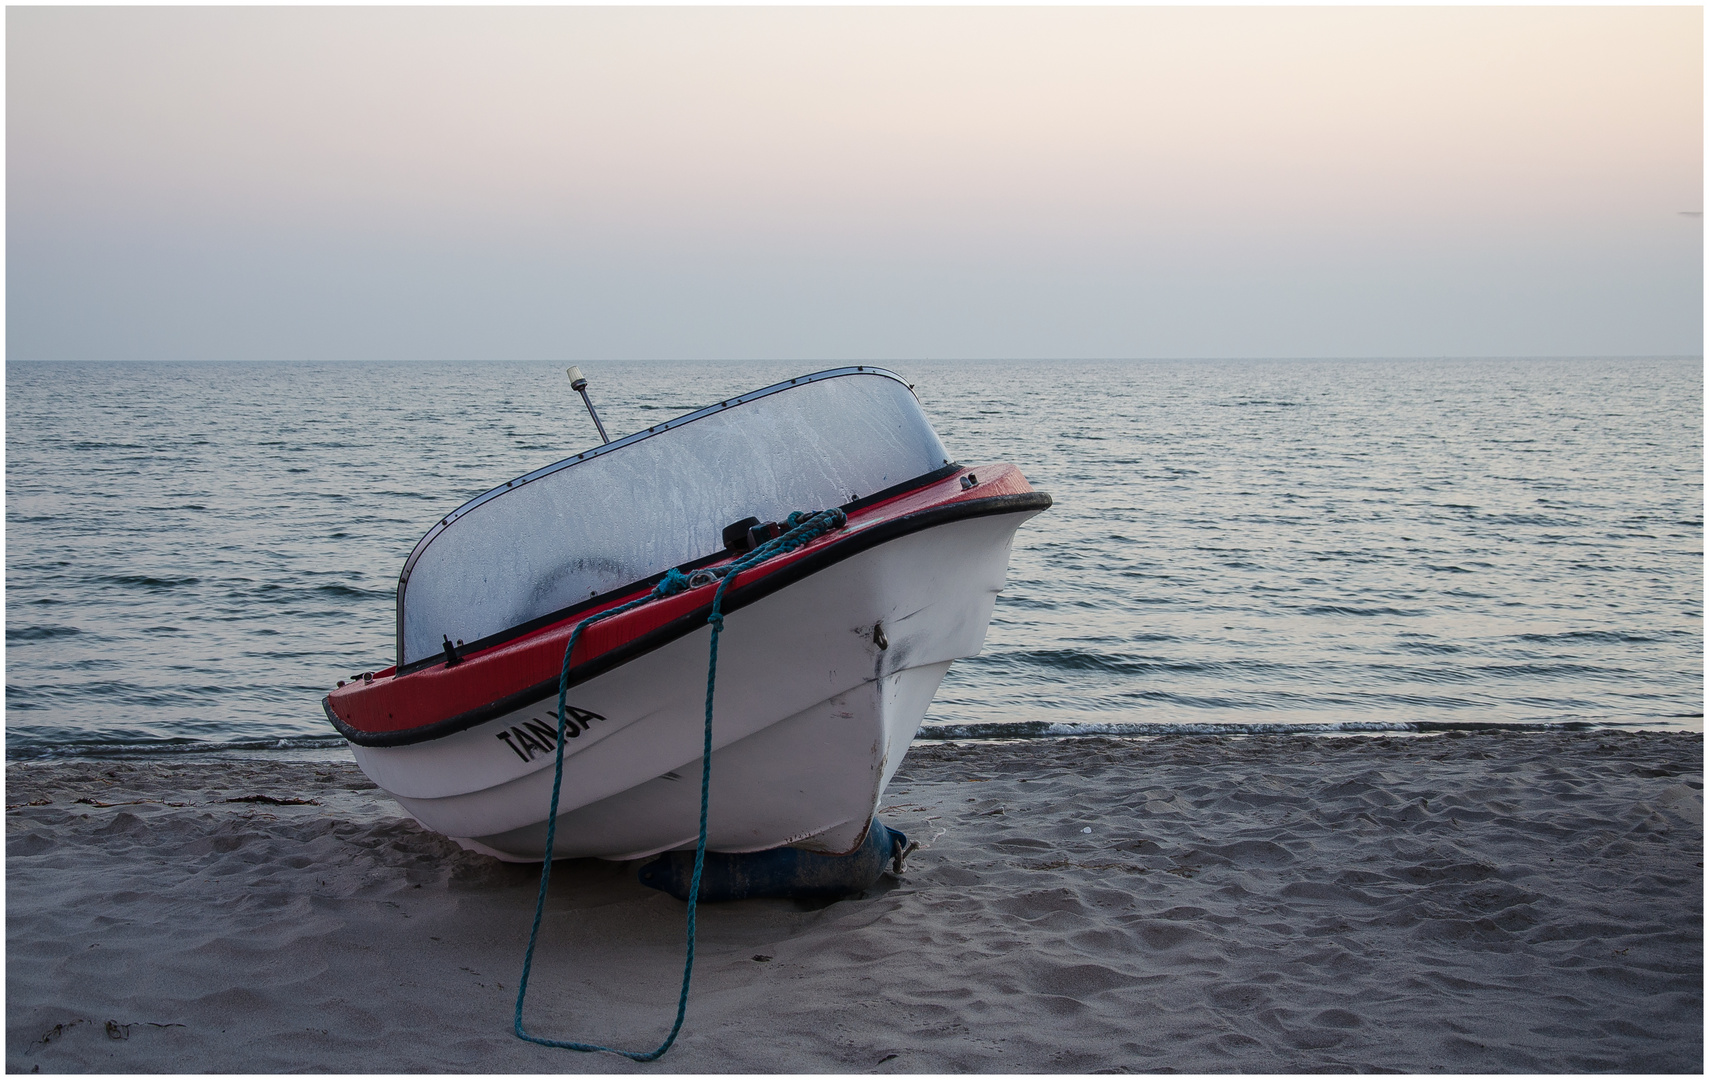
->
[514,507,849,1060]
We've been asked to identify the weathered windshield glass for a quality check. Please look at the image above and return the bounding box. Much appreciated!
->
[396,369,950,667]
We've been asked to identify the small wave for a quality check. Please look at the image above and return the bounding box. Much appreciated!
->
[979,648,1263,676]
[313,583,388,599]
[1472,662,1619,678]
[1394,640,1464,654]
[6,680,240,709]
[914,719,1638,741]
[250,582,390,600]
[1486,513,1575,526]
[1516,630,1662,645]
[95,573,201,589]
[1300,604,1420,617]
[7,624,83,642]
[996,596,1057,610]
[5,734,350,762]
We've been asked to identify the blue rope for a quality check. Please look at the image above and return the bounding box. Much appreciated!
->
[514,507,847,1060]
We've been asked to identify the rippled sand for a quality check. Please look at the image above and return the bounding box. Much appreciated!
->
[6,732,1701,1072]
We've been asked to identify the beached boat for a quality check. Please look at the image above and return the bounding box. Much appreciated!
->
[322,367,1050,863]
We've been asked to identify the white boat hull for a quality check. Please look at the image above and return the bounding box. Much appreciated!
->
[351,509,1038,862]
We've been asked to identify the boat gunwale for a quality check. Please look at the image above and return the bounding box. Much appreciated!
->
[389,461,964,680]
[394,366,923,667]
[329,486,1051,749]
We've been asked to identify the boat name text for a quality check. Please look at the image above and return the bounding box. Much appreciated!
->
[496,707,606,762]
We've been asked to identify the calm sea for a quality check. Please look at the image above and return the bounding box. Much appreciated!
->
[5,358,1702,760]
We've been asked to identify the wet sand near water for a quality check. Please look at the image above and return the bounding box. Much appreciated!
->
[6,731,1702,1072]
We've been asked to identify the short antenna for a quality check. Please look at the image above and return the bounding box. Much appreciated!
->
[566,366,611,444]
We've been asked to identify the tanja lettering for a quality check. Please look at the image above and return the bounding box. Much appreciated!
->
[495,707,606,762]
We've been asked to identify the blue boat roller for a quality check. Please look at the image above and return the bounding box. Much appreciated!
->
[638,820,915,902]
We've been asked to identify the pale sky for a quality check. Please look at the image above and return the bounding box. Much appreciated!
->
[6,6,1703,361]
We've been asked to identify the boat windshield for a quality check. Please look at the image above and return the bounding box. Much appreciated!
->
[394,367,951,668]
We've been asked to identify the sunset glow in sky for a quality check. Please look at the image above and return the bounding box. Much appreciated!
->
[7,6,1702,361]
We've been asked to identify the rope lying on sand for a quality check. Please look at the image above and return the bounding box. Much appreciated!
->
[514,508,848,1061]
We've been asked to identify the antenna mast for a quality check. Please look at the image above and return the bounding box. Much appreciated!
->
[565,366,611,444]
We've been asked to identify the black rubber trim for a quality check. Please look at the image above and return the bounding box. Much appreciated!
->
[390,461,966,677]
[840,461,962,515]
[327,489,1051,748]
[392,547,730,678]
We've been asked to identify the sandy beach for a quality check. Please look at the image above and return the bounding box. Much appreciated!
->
[6,731,1701,1073]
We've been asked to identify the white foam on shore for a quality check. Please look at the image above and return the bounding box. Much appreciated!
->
[915,718,1672,739]
[6,731,1702,1072]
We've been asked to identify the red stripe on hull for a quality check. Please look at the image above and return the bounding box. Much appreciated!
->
[326,464,1032,738]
